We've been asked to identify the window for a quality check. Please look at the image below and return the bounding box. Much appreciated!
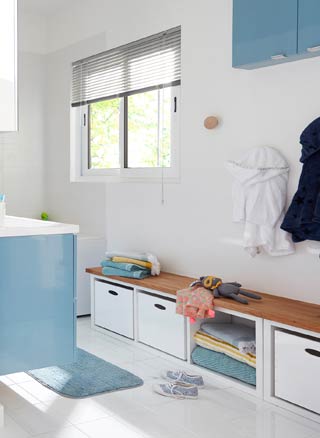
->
[71,27,181,181]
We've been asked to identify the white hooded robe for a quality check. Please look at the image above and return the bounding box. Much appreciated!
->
[226,146,295,257]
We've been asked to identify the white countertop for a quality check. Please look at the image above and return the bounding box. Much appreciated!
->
[0,216,79,238]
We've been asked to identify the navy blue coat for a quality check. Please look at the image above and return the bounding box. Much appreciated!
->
[281,117,320,242]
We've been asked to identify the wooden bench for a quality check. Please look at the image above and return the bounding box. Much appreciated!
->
[86,268,320,333]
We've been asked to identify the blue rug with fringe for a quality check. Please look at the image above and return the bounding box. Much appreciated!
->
[28,348,143,398]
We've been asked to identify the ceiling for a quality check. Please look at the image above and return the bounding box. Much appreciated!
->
[20,0,68,16]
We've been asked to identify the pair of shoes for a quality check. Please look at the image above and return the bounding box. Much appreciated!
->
[153,370,204,400]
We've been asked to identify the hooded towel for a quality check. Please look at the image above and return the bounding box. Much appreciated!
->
[226,146,295,257]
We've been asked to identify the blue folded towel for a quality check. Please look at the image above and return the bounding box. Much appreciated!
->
[102,266,151,279]
[101,260,148,272]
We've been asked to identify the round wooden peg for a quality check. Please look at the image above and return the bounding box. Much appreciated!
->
[204,116,219,130]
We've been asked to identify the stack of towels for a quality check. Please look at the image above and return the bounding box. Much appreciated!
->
[100,251,160,279]
[191,322,256,386]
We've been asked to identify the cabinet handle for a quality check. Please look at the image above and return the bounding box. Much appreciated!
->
[154,303,166,311]
[108,290,119,296]
[271,54,287,60]
[305,348,320,358]
[307,45,320,53]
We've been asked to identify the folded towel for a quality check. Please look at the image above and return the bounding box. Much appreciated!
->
[192,346,256,386]
[111,257,152,270]
[102,267,151,279]
[193,330,256,368]
[105,251,160,276]
[101,260,149,272]
[201,322,256,355]
[105,251,150,262]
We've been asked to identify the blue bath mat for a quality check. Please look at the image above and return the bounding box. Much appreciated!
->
[28,348,143,398]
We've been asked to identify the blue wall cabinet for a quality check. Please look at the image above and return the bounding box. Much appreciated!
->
[233,1,320,69]
[0,234,76,375]
[298,0,320,55]
[233,0,298,68]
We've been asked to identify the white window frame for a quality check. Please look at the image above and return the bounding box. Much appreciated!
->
[70,86,180,183]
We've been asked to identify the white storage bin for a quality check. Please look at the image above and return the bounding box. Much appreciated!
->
[275,330,320,414]
[137,291,186,359]
[94,280,134,339]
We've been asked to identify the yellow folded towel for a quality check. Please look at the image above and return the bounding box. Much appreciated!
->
[193,330,256,368]
[111,257,152,270]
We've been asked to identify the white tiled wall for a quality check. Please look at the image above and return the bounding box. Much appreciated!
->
[0,12,46,219]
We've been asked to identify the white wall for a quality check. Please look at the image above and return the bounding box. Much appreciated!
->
[0,10,47,218]
[44,34,107,236]
[0,3,106,236]
[46,0,320,303]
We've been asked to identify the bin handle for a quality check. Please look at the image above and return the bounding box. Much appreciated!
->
[305,348,320,358]
[154,303,166,311]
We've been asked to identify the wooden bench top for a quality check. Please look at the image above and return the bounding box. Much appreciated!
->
[86,267,320,334]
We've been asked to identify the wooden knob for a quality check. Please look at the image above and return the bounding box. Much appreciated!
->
[204,116,219,130]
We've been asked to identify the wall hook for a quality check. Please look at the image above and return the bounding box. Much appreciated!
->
[204,116,219,130]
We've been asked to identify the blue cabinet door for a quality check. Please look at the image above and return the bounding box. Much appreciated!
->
[298,0,320,54]
[0,234,76,375]
[233,0,298,68]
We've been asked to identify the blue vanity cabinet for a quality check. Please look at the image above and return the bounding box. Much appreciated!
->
[298,0,320,55]
[233,0,298,69]
[0,234,76,375]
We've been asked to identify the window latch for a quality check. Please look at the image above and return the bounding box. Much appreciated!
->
[83,113,86,127]
[174,96,177,113]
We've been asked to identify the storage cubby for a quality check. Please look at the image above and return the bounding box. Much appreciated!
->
[274,329,320,414]
[94,279,134,339]
[136,289,187,360]
[189,310,258,388]
[264,320,320,424]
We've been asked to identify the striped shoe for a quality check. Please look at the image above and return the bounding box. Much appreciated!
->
[162,370,204,388]
[153,382,198,399]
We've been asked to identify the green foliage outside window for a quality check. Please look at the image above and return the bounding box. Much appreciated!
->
[89,98,120,169]
[89,88,171,169]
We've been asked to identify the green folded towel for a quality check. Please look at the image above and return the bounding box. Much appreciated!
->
[101,260,149,272]
[102,266,151,279]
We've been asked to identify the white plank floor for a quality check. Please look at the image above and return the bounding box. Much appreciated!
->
[0,316,320,438]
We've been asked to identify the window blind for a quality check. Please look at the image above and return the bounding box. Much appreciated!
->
[71,26,181,107]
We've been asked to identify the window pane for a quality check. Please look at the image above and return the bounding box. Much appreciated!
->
[89,98,121,169]
[127,88,172,168]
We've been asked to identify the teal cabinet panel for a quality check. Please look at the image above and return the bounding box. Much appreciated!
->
[0,234,76,375]
[233,0,298,68]
[298,0,320,54]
